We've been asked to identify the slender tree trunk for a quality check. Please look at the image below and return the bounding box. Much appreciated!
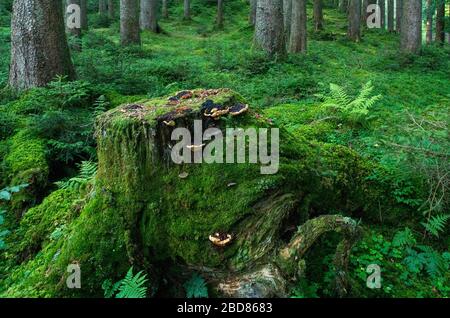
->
[184,0,190,20]
[120,0,140,45]
[396,0,402,33]
[254,0,285,56]
[140,0,158,32]
[400,0,422,54]
[80,0,88,30]
[361,0,369,25]
[283,0,292,45]
[347,0,361,42]
[99,0,107,15]
[387,0,394,32]
[425,0,433,44]
[9,0,75,90]
[249,0,257,25]
[289,0,307,53]
[339,0,347,12]
[379,0,385,29]
[108,0,115,19]
[162,0,168,18]
[217,0,224,29]
[313,0,323,31]
[436,0,445,43]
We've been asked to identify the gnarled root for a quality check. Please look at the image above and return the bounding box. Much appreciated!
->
[210,215,360,298]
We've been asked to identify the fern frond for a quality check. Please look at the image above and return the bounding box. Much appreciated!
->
[421,214,450,238]
[392,227,416,247]
[115,267,148,299]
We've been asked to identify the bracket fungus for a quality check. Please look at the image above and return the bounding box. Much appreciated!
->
[209,232,233,247]
[229,103,249,116]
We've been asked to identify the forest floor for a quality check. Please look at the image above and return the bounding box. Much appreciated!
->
[0,2,449,298]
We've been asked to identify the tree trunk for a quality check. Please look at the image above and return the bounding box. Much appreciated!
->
[249,0,257,25]
[313,0,323,31]
[347,0,361,42]
[436,0,445,43]
[396,0,402,33]
[400,0,422,54]
[99,0,107,15]
[361,0,369,25]
[108,0,115,19]
[120,0,140,46]
[140,0,158,32]
[425,0,433,44]
[283,0,292,46]
[217,0,224,29]
[162,0,168,18]
[387,0,394,32]
[254,0,285,56]
[379,0,385,29]
[184,0,190,20]
[289,0,307,53]
[9,0,75,90]
[80,0,88,30]
[339,0,347,12]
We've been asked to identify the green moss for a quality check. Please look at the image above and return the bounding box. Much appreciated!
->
[5,130,47,177]
[15,189,79,258]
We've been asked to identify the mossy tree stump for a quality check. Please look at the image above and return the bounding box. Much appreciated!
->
[91,89,368,297]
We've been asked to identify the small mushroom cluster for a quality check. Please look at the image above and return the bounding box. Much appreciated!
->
[168,90,193,105]
[209,232,233,247]
[201,100,249,121]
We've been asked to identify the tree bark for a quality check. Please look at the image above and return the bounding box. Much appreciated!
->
[387,0,394,32]
[396,0,402,33]
[9,0,75,90]
[347,0,361,42]
[108,0,115,19]
[249,0,257,25]
[436,0,445,43]
[254,0,285,56]
[425,0,433,44]
[140,0,159,32]
[80,0,88,30]
[313,0,323,31]
[289,0,307,53]
[162,0,168,18]
[184,0,190,20]
[217,0,224,29]
[400,0,422,54]
[120,0,140,46]
[99,0,107,15]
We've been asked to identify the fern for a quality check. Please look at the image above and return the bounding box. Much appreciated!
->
[93,95,109,118]
[184,273,208,298]
[55,161,97,191]
[0,209,8,250]
[404,245,449,279]
[114,267,148,299]
[421,214,450,238]
[392,227,416,247]
[319,81,381,122]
